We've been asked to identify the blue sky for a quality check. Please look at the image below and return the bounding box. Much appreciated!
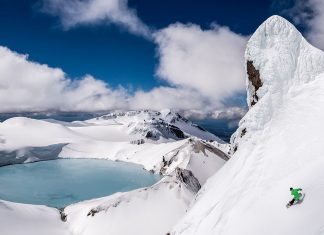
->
[0,0,278,90]
[0,0,321,118]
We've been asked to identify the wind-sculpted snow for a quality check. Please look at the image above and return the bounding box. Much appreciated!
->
[233,15,324,152]
[245,15,324,106]
[172,15,324,235]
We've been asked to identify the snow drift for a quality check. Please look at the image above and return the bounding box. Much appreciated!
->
[171,15,324,235]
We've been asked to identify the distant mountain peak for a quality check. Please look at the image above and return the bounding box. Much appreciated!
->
[94,109,223,142]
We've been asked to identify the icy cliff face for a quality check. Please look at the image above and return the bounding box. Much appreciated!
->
[246,15,324,106]
[172,15,324,235]
[232,15,324,152]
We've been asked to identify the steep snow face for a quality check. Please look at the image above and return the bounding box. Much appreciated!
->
[246,15,324,107]
[172,15,324,235]
[160,138,229,185]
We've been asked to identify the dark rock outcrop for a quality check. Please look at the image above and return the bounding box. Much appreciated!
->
[58,208,67,222]
[87,208,99,217]
[247,60,262,106]
[240,128,247,137]
[167,124,185,139]
[175,168,201,193]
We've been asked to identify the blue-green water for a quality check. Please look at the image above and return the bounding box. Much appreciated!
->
[0,159,160,208]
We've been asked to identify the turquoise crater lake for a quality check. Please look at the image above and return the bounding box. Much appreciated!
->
[0,159,161,208]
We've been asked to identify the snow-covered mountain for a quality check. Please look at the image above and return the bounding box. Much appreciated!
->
[0,109,227,162]
[0,109,224,150]
[87,109,223,142]
[171,15,324,235]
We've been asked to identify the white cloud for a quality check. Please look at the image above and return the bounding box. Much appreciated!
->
[210,107,247,120]
[38,1,249,115]
[180,107,247,120]
[0,46,128,112]
[280,0,324,50]
[135,21,249,116]
[41,0,151,37]
[0,45,242,116]
[154,23,247,104]
[131,87,211,111]
[2,6,250,118]
[303,0,324,50]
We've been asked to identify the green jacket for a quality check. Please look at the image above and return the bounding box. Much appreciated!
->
[291,188,302,200]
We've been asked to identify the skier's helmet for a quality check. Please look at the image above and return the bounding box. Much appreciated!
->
[290,187,293,191]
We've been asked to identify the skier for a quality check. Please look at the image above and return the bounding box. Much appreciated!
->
[287,187,303,208]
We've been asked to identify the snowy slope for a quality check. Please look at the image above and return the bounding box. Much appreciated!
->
[171,15,324,235]
[0,200,70,235]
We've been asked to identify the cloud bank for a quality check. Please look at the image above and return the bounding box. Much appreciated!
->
[0,42,246,118]
[0,0,249,119]
[300,0,324,50]
[0,46,128,112]
[41,0,151,37]
[277,0,324,50]
[154,23,247,105]
[181,107,247,120]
